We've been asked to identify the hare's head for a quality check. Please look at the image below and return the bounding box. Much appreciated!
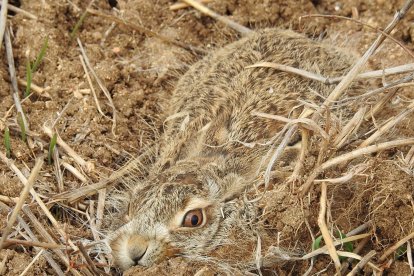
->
[109,157,257,270]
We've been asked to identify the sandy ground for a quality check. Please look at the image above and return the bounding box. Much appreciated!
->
[0,0,413,275]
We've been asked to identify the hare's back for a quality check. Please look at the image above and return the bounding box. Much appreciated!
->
[165,28,355,145]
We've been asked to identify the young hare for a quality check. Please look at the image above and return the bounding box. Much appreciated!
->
[108,28,359,271]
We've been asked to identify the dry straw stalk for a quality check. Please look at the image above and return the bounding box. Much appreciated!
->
[0,157,43,250]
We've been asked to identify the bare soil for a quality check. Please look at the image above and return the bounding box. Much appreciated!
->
[0,0,413,275]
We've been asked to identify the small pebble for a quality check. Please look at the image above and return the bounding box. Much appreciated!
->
[92,31,103,40]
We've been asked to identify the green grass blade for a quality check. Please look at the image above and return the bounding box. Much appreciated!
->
[4,126,11,158]
[70,11,88,39]
[312,235,323,250]
[25,60,32,98]
[336,231,354,253]
[336,230,354,261]
[48,133,58,165]
[31,37,48,72]
[395,245,407,259]
[17,112,27,143]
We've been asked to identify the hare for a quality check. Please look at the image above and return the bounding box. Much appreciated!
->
[108,28,360,271]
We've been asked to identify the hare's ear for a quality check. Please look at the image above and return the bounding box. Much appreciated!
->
[208,173,246,202]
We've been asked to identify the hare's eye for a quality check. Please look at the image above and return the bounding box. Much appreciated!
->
[182,209,204,227]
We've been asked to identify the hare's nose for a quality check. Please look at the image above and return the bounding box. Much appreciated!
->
[128,235,149,266]
[131,246,147,265]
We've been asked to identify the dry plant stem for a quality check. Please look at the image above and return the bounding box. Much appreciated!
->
[0,203,64,276]
[333,107,366,149]
[300,14,414,60]
[0,1,37,19]
[100,21,116,47]
[57,175,117,203]
[360,100,414,147]
[0,157,43,250]
[181,0,252,35]
[316,111,331,166]
[379,231,414,262]
[0,207,62,275]
[407,240,414,275]
[364,89,398,121]
[79,267,94,276]
[17,78,49,96]
[5,28,28,128]
[313,164,367,184]
[0,0,7,51]
[346,250,376,276]
[255,235,263,276]
[170,0,212,10]
[85,203,107,269]
[0,152,78,252]
[247,62,330,84]
[0,194,18,203]
[334,251,378,271]
[253,112,329,139]
[346,221,372,237]
[333,63,414,83]
[77,241,101,276]
[77,39,117,136]
[61,161,88,183]
[22,206,80,276]
[300,138,414,196]
[19,249,44,276]
[264,126,297,188]
[302,0,414,119]
[87,202,98,238]
[318,182,341,273]
[392,81,414,88]
[303,253,315,275]
[70,240,106,254]
[86,8,206,55]
[0,153,29,186]
[78,54,108,120]
[54,148,64,192]
[58,150,153,202]
[340,236,371,274]
[52,97,74,128]
[289,129,309,183]
[248,63,414,85]
[2,96,32,123]
[377,262,390,276]
[43,125,94,173]
[2,238,64,250]
[377,259,393,276]
[261,125,297,187]
[343,72,414,104]
[405,145,414,163]
[96,189,106,230]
